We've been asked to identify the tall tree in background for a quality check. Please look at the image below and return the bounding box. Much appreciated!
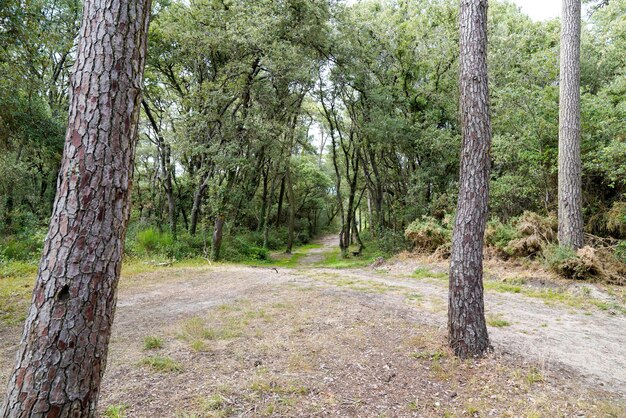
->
[558,0,584,249]
[1,0,151,416]
[448,0,491,358]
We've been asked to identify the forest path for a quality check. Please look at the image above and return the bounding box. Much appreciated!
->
[297,234,339,265]
[1,251,624,416]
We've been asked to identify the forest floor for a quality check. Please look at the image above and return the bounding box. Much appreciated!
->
[0,236,625,417]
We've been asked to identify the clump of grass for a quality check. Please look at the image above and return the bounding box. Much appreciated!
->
[141,355,182,372]
[103,404,128,418]
[190,340,208,352]
[411,349,448,361]
[487,313,511,327]
[412,268,447,280]
[143,336,164,350]
[525,367,544,385]
[200,394,226,411]
[177,316,245,352]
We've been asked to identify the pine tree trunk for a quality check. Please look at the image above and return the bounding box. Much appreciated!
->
[448,0,491,359]
[1,1,151,416]
[558,0,584,250]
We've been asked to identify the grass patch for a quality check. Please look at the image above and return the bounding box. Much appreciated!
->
[239,243,323,268]
[319,276,400,293]
[411,349,448,361]
[525,368,544,385]
[487,313,511,327]
[179,317,243,342]
[312,243,386,269]
[103,404,128,418]
[249,379,309,396]
[0,261,37,327]
[484,277,626,314]
[143,336,164,350]
[412,268,447,280]
[140,355,182,372]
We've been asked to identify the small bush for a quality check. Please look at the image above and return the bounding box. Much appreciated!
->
[134,227,174,254]
[606,201,626,238]
[485,219,520,256]
[375,229,410,255]
[405,216,451,252]
[506,212,557,257]
[544,245,603,281]
[0,230,46,262]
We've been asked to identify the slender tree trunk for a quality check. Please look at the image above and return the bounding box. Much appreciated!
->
[558,0,584,249]
[275,176,286,227]
[142,100,177,239]
[210,215,225,262]
[263,174,278,249]
[258,168,269,232]
[1,1,151,416]
[189,174,210,236]
[448,0,491,359]
[286,165,295,254]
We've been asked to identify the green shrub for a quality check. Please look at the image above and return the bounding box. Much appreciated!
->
[0,230,46,262]
[404,216,451,252]
[135,227,174,254]
[375,229,411,255]
[485,219,520,254]
[544,245,602,280]
[606,201,626,238]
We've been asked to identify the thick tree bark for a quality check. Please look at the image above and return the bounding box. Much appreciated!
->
[558,0,584,249]
[448,0,491,359]
[1,1,151,416]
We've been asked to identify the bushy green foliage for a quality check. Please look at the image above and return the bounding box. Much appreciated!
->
[485,219,521,255]
[404,216,451,252]
[543,245,604,281]
[125,228,205,260]
[0,230,46,262]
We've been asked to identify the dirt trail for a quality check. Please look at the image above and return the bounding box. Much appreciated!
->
[298,235,338,265]
[0,236,624,415]
[291,235,626,393]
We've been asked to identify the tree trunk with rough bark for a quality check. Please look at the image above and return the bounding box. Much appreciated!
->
[1,1,151,416]
[448,0,491,359]
[558,0,584,250]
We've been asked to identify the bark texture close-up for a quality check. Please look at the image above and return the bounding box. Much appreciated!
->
[448,0,491,359]
[1,1,152,416]
[558,0,584,250]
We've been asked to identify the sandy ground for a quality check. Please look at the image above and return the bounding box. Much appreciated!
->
[0,236,625,417]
